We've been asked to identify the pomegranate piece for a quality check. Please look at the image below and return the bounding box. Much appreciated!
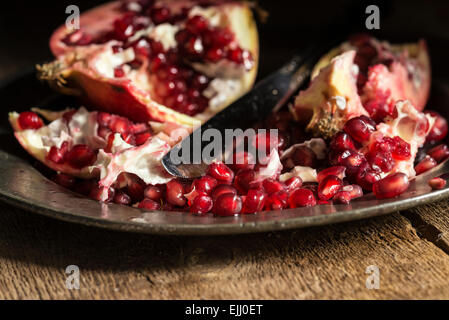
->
[165,180,186,207]
[317,166,346,183]
[334,149,366,177]
[356,165,381,191]
[284,176,303,190]
[242,189,266,214]
[211,185,237,202]
[144,185,164,202]
[207,162,234,184]
[372,173,410,199]
[265,190,289,210]
[47,141,69,164]
[262,178,286,195]
[428,177,446,190]
[233,169,257,194]
[288,188,317,208]
[74,179,96,196]
[190,195,213,215]
[66,145,96,169]
[425,111,448,143]
[343,116,376,143]
[333,191,352,204]
[193,175,218,195]
[342,184,364,199]
[18,111,44,130]
[415,156,437,175]
[52,173,76,189]
[317,175,343,201]
[138,198,161,210]
[329,132,356,153]
[427,144,449,163]
[113,191,132,205]
[391,136,411,161]
[89,185,114,202]
[212,193,242,216]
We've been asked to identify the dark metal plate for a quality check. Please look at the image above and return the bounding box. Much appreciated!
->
[1,68,449,235]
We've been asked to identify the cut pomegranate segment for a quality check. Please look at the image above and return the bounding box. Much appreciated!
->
[39,0,259,126]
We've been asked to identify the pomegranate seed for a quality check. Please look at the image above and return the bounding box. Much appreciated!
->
[265,190,289,210]
[428,144,449,163]
[356,166,381,191]
[74,179,96,196]
[233,169,257,194]
[18,111,44,130]
[109,117,130,134]
[343,116,376,143]
[426,111,448,143]
[207,162,234,184]
[317,166,346,183]
[415,156,437,175]
[288,188,317,208]
[193,175,218,194]
[242,189,266,214]
[138,198,161,210]
[333,191,352,204]
[366,138,395,173]
[125,177,145,202]
[150,53,166,72]
[290,146,317,168]
[284,176,303,190]
[262,178,285,194]
[166,180,186,207]
[47,141,68,164]
[114,66,125,78]
[373,173,409,199]
[330,132,356,152]
[144,185,164,201]
[211,28,233,47]
[186,15,208,34]
[66,145,96,169]
[175,29,190,44]
[190,194,213,215]
[335,149,366,177]
[185,36,204,56]
[317,175,343,201]
[212,193,242,216]
[151,6,171,24]
[211,185,237,202]
[97,112,112,127]
[206,47,224,62]
[121,132,136,145]
[429,177,446,190]
[228,48,243,63]
[52,173,76,189]
[135,132,151,145]
[114,191,132,205]
[391,136,411,160]
[98,126,112,139]
[89,185,114,202]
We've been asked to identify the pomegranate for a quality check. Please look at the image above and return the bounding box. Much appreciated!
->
[38,0,259,126]
[428,177,446,190]
[288,188,317,208]
[372,172,410,199]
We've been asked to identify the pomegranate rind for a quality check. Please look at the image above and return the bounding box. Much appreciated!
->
[40,0,259,126]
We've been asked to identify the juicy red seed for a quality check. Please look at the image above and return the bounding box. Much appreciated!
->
[109,117,130,134]
[317,166,346,183]
[429,177,446,190]
[343,116,376,143]
[211,185,237,202]
[125,179,145,202]
[166,180,186,207]
[207,162,234,183]
[373,173,409,199]
[151,6,171,24]
[48,145,66,164]
[121,132,136,145]
[367,150,395,173]
[288,188,317,208]
[52,173,76,189]
[415,156,438,175]
[66,145,96,169]
[113,191,132,205]
[89,185,114,202]
[426,111,448,143]
[333,191,352,204]
[144,185,164,201]
[135,132,151,145]
[74,179,96,196]
[242,189,266,214]
[264,190,288,210]
[230,151,255,171]
[97,112,112,127]
[185,36,204,56]
[317,175,343,201]
[428,144,449,163]
[193,175,218,194]
[138,198,161,210]
[150,53,166,72]
[212,193,242,216]
[391,136,411,160]
[335,149,366,177]
[262,178,285,194]
[190,195,213,215]
[228,48,243,63]
[98,126,112,139]
[211,28,233,47]
[233,169,256,194]
[330,132,356,152]
[186,15,208,34]
[284,176,303,190]
[356,167,381,191]
[18,111,44,130]
[342,184,364,199]
[206,47,224,62]
[114,66,125,78]
[289,146,317,168]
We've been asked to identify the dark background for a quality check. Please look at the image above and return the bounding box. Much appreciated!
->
[1,0,449,81]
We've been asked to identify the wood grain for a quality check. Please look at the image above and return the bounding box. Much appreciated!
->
[1,200,449,299]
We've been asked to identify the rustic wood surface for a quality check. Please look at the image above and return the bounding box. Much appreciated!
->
[2,53,449,301]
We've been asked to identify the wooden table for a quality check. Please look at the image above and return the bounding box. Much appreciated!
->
[2,41,449,301]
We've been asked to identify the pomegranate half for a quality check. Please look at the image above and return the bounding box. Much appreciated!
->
[38,0,259,126]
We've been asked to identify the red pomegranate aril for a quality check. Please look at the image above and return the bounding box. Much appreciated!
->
[185,36,204,56]
[151,6,171,24]
[52,173,76,189]
[190,194,213,215]
[113,191,132,205]
[121,132,136,145]
[290,146,317,168]
[426,111,448,143]
[98,126,112,139]
[391,136,411,160]
[288,188,317,208]
[150,53,166,72]
[284,176,303,190]
[317,199,331,205]
[356,168,381,191]
[262,178,285,194]
[242,189,266,214]
[193,175,218,194]
[373,172,410,199]
[114,66,125,78]
[47,141,68,164]
[74,179,96,196]
[89,185,114,202]
[175,29,190,44]
[125,178,145,202]
[429,177,446,190]
[97,112,112,127]
[317,175,343,201]
[428,144,449,163]
[212,193,242,216]
[212,28,233,47]
[206,47,224,62]
[138,198,161,210]
[207,162,234,184]
[330,132,356,152]
[135,132,151,145]
[343,116,376,143]
[228,48,243,64]
[333,191,352,204]
[335,149,366,177]
[265,190,288,210]
[415,156,437,175]
[342,184,363,199]
[233,169,256,194]
[186,15,208,34]
[211,184,237,202]
[166,180,186,207]
[109,117,130,135]
[66,145,96,169]
[18,111,44,130]
[144,185,164,201]
[317,166,346,183]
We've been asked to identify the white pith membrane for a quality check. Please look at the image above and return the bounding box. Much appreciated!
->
[48,1,258,125]
[9,107,186,201]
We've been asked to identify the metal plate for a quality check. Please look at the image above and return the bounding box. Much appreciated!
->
[1,69,449,235]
